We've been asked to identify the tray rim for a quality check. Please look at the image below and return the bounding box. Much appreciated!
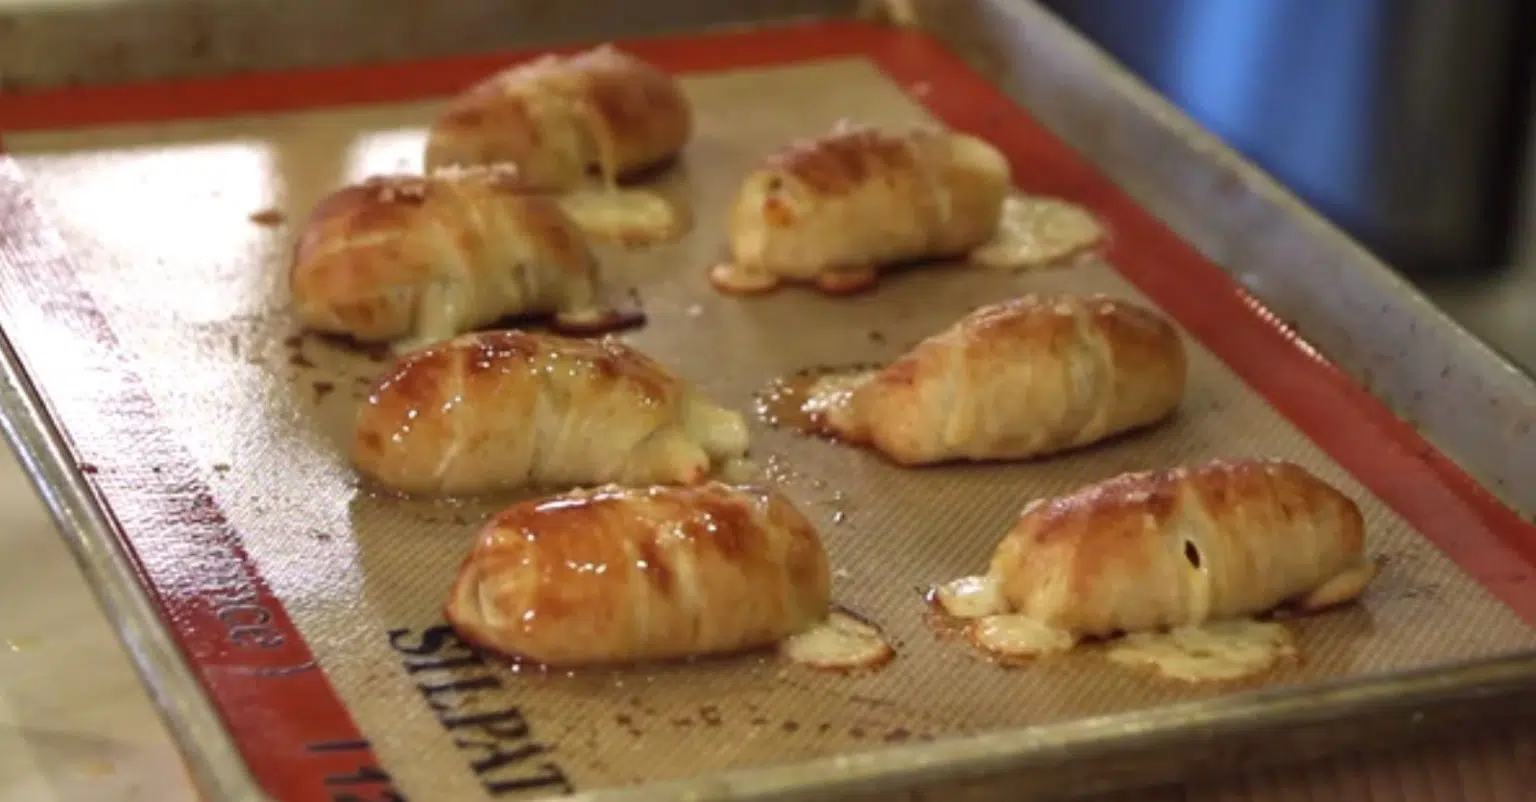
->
[2,3,1536,801]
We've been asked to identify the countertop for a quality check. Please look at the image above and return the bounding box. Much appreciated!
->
[0,448,195,802]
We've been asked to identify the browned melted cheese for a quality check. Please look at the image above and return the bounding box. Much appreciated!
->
[934,574,1295,681]
[967,615,1078,659]
[779,611,894,672]
[556,187,685,246]
[708,262,781,295]
[1105,620,1296,683]
[933,575,1003,619]
[970,195,1106,270]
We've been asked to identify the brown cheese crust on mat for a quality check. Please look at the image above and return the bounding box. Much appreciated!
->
[352,330,749,496]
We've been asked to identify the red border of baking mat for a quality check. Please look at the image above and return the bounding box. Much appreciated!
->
[2,18,1535,802]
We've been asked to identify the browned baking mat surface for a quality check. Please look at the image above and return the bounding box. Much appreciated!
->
[8,59,1535,800]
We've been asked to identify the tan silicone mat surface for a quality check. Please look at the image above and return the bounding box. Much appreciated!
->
[7,58,1536,800]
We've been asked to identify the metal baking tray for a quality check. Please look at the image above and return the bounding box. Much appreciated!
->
[3,2,1536,801]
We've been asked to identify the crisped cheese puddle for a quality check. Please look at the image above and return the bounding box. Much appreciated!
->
[934,575,1002,619]
[802,371,872,432]
[970,195,1106,270]
[969,614,1077,659]
[1106,619,1296,683]
[557,188,683,245]
[780,611,893,672]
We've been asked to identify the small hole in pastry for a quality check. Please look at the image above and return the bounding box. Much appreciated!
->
[1183,540,1202,569]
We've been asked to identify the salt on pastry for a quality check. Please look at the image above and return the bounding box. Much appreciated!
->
[352,330,748,496]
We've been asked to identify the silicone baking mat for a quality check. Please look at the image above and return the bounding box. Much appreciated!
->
[3,21,1535,802]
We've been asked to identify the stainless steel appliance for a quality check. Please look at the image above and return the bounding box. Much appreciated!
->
[1041,0,1533,275]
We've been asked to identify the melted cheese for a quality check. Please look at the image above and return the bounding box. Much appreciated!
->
[551,304,612,326]
[780,611,893,672]
[970,195,1105,271]
[708,262,779,295]
[1185,540,1214,625]
[968,614,1077,659]
[557,188,684,246]
[716,457,765,485]
[934,575,1002,619]
[1106,619,1296,683]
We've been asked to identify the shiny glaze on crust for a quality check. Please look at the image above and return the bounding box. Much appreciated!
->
[351,327,753,496]
[354,330,678,463]
[289,168,608,342]
[445,482,831,667]
[989,458,1370,637]
[292,168,567,281]
[1007,459,1361,550]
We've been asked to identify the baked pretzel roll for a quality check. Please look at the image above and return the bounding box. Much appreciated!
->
[290,168,625,351]
[424,45,692,189]
[936,460,1378,654]
[711,123,1011,295]
[445,482,833,666]
[353,330,749,496]
[806,295,1186,465]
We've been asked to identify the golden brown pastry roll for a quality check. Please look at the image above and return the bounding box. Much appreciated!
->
[424,45,691,189]
[804,294,1186,466]
[711,123,1011,295]
[445,482,831,666]
[353,330,749,496]
[935,460,1379,656]
[290,168,626,351]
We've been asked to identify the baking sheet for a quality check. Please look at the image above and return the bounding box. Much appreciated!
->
[5,46,1536,802]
